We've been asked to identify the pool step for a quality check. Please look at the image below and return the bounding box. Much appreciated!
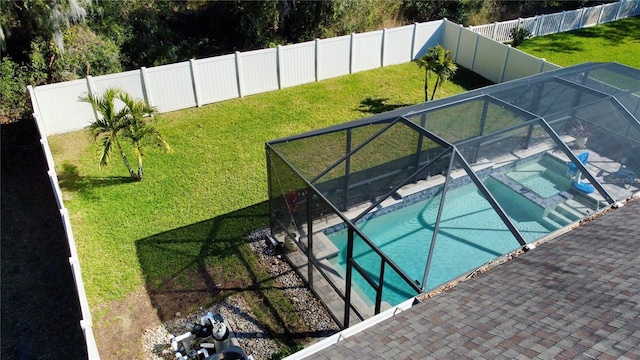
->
[540,213,563,230]
[554,203,585,221]
[547,210,573,226]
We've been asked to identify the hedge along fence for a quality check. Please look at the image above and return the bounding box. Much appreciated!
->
[28,20,444,136]
[469,0,640,43]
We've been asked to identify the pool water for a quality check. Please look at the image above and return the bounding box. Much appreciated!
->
[505,155,570,198]
[327,180,554,307]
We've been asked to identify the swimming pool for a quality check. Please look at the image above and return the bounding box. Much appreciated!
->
[326,178,557,307]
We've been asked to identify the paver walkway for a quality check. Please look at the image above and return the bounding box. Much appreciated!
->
[311,198,640,359]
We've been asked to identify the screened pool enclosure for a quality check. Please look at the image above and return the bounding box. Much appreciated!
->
[265,62,640,328]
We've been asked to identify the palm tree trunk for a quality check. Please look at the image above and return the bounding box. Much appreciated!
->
[116,139,138,180]
[424,69,429,102]
[137,153,143,181]
[431,77,440,101]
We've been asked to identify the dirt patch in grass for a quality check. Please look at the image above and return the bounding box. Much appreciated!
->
[93,287,162,359]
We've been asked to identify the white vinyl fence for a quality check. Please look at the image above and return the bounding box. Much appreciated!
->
[28,20,444,136]
[469,0,640,43]
[29,111,102,359]
[443,19,562,83]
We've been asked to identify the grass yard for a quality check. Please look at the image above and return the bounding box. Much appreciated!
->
[47,16,640,354]
[48,61,490,348]
[518,16,640,68]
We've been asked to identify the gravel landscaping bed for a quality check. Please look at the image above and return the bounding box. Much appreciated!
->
[142,229,339,359]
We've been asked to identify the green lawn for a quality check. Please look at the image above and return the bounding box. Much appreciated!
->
[48,61,489,336]
[518,16,640,68]
[48,16,639,347]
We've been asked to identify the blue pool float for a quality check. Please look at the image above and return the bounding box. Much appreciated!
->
[571,181,595,194]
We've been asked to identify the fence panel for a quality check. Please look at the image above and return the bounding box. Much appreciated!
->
[583,6,603,27]
[413,20,444,58]
[619,0,640,17]
[92,70,146,103]
[542,61,562,73]
[468,23,493,39]
[145,62,196,112]
[472,36,509,83]
[520,17,538,34]
[238,48,279,96]
[196,54,239,104]
[537,12,564,36]
[600,2,621,23]
[317,35,351,80]
[442,20,462,60]
[455,28,479,70]
[502,48,546,82]
[383,24,415,66]
[279,41,316,88]
[494,19,519,43]
[33,80,94,135]
[352,30,383,72]
[560,8,583,31]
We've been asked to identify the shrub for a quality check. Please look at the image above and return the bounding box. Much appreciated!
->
[510,26,532,47]
[0,57,32,123]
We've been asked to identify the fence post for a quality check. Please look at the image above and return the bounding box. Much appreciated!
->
[315,38,320,81]
[189,59,202,107]
[234,51,244,98]
[597,4,605,25]
[454,23,463,63]
[578,8,587,28]
[534,15,543,37]
[349,33,355,74]
[530,16,537,37]
[276,45,283,89]
[27,85,46,137]
[140,67,153,107]
[411,23,418,59]
[381,28,387,67]
[491,21,498,40]
[540,58,546,73]
[84,75,100,121]
[470,32,480,72]
[500,45,511,83]
[558,11,566,32]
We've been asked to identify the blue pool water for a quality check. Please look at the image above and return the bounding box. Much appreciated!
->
[505,155,570,198]
[327,180,554,307]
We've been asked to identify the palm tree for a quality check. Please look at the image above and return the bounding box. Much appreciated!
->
[80,87,171,181]
[415,45,458,101]
[117,92,172,180]
[81,88,137,179]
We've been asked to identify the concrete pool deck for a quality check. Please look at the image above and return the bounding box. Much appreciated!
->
[297,197,640,359]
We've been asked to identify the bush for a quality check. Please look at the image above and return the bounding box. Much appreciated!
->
[0,57,33,123]
[510,26,531,47]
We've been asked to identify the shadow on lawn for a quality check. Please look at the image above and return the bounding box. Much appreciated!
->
[135,201,331,344]
[567,16,639,46]
[57,161,135,197]
[450,66,493,91]
[522,17,639,55]
[358,97,411,114]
